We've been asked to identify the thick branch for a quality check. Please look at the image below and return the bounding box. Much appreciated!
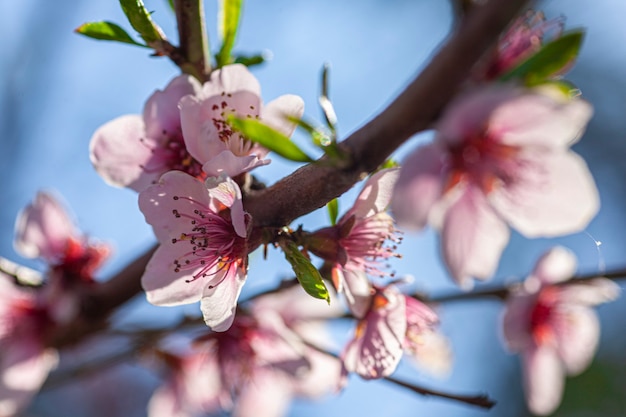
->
[245,0,530,227]
[175,0,211,81]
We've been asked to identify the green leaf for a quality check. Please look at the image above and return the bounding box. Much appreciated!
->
[75,21,148,47]
[119,0,165,44]
[227,115,314,163]
[500,30,585,85]
[233,53,266,67]
[166,0,174,12]
[319,63,337,137]
[280,240,330,303]
[216,0,243,67]
[327,198,339,226]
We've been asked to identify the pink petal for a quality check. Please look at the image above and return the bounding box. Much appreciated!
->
[178,95,217,163]
[138,171,212,242]
[202,150,270,178]
[0,337,58,416]
[143,75,202,139]
[14,191,77,261]
[89,114,160,191]
[521,345,564,416]
[141,244,207,306]
[340,268,373,319]
[531,246,577,285]
[392,144,445,230]
[558,278,620,306]
[345,168,400,220]
[200,267,247,331]
[201,64,261,98]
[205,175,247,238]
[341,286,407,379]
[262,94,304,138]
[232,370,293,417]
[501,293,536,352]
[441,188,510,288]
[491,151,599,237]
[406,330,453,378]
[146,383,187,417]
[436,87,520,146]
[554,305,600,375]
[491,94,593,148]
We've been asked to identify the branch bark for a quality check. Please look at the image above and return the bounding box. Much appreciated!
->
[175,0,211,81]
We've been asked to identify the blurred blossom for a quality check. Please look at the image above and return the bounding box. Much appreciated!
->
[392,86,598,288]
[502,246,620,415]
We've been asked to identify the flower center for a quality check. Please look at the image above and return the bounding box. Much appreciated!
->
[140,129,205,180]
[529,287,558,345]
[445,130,520,195]
[208,91,261,157]
[169,195,247,285]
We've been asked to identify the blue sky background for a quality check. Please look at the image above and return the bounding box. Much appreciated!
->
[1,1,625,416]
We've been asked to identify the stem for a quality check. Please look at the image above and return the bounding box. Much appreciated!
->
[425,268,626,304]
[244,0,531,227]
[175,0,211,81]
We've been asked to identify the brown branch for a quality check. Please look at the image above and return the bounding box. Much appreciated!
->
[244,0,531,228]
[175,0,211,81]
[423,267,626,304]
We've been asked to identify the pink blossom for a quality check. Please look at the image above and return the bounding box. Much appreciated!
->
[13,191,110,323]
[308,168,401,316]
[341,285,407,380]
[179,64,304,177]
[90,75,204,192]
[477,10,566,80]
[0,272,58,416]
[392,86,598,287]
[149,310,326,417]
[502,247,620,415]
[341,285,447,381]
[139,171,249,331]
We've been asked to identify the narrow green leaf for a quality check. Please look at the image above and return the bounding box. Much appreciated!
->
[233,53,266,67]
[166,0,175,12]
[280,240,330,303]
[75,21,148,47]
[227,115,314,163]
[119,0,165,44]
[500,30,585,84]
[319,63,338,137]
[327,198,339,226]
[216,0,243,67]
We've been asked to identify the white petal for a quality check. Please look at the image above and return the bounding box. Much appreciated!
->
[531,246,577,285]
[262,94,305,138]
[522,345,564,416]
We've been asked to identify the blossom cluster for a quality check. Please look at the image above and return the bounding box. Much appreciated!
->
[0,6,622,417]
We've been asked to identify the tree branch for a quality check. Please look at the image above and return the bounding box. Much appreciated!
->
[175,0,211,81]
[244,0,531,227]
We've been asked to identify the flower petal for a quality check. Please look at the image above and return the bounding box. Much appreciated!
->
[392,144,445,230]
[143,75,202,139]
[200,267,247,331]
[89,114,160,191]
[558,278,620,306]
[554,305,599,375]
[141,244,207,306]
[341,286,406,379]
[491,151,599,237]
[345,168,399,221]
[491,94,593,148]
[0,337,58,416]
[202,150,270,178]
[262,94,304,138]
[501,293,536,352]
[340,268,373,319]
[14,191,77,261]
[531,246,577,285]
[139,171,212,242]
[232,370,293,417]
[205,175,247,238]
[521,345,564,416]
[441,188,510,288]
[201,64,261,98]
